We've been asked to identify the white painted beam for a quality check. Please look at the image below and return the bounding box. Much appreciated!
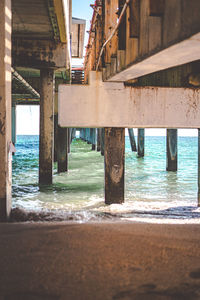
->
[58,71,200,129]
[107,32,200,82]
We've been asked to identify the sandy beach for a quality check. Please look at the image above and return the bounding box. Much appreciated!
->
[0,221,200,300]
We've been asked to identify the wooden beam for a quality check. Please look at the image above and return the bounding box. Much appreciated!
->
[107,32,200,82]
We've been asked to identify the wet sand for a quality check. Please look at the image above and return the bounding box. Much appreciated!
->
[0,222,200,300]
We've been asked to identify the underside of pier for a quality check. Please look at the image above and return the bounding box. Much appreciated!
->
[59,0,200,206]
[0,0,200,299]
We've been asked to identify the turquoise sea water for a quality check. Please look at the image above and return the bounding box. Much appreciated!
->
[12,134,200,223]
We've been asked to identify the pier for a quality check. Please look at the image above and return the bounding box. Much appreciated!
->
[0,0,200,298]
[1,0,200,216]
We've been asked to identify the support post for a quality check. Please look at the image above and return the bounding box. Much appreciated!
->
[91,128,96,150]
[101,128,105,156]
[97,128,101,152]
[71,128,76,141]
[87,129,92,144]
[198,129,200,207]
[128,128,137,151]
[57,126,68,173]
[137,128,145,157]
[54,114,58,162]
[68,128,71,153]
[166,129,177,171]
[0,0,12,221]
[39,68,54,184]
[104,128,125,204]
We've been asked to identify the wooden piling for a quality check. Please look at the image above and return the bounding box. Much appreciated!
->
[39,68,54,185]
[166,129,177,171]
[57,126,68,173]
[97,128,101,152]
[101,128,105,156]
[71,128,76,141]
[54,114,58,162]
[91,128,96,150]
[0,0,12,221]
[104,128,125,204]
[137,129,145,157]
[128,128,137,151]
[68,128,71,153]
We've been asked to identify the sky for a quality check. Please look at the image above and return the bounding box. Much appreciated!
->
[16,1,197,137]
[72,0,93,66]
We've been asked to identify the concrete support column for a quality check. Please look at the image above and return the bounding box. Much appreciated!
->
[198,129,200,207]
[104,128,125,204]
[166,129,177,171]
[12,103,16,145]
[128,128,137,152]
[97,128,101,152]
[137,128,145,157]
[39,68,55,185]
[0,0,12,221]
[57,126,68,173]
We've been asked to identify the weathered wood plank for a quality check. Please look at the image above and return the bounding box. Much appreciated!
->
[182,0,200,38]
[163,0,181,47]
[139,0,149,56]
[129,0,140,38]
[126,2,139,65]
[148,16,162,52]
[149,0,164,16]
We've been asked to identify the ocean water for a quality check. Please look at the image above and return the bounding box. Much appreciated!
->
[12,134,200,223]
